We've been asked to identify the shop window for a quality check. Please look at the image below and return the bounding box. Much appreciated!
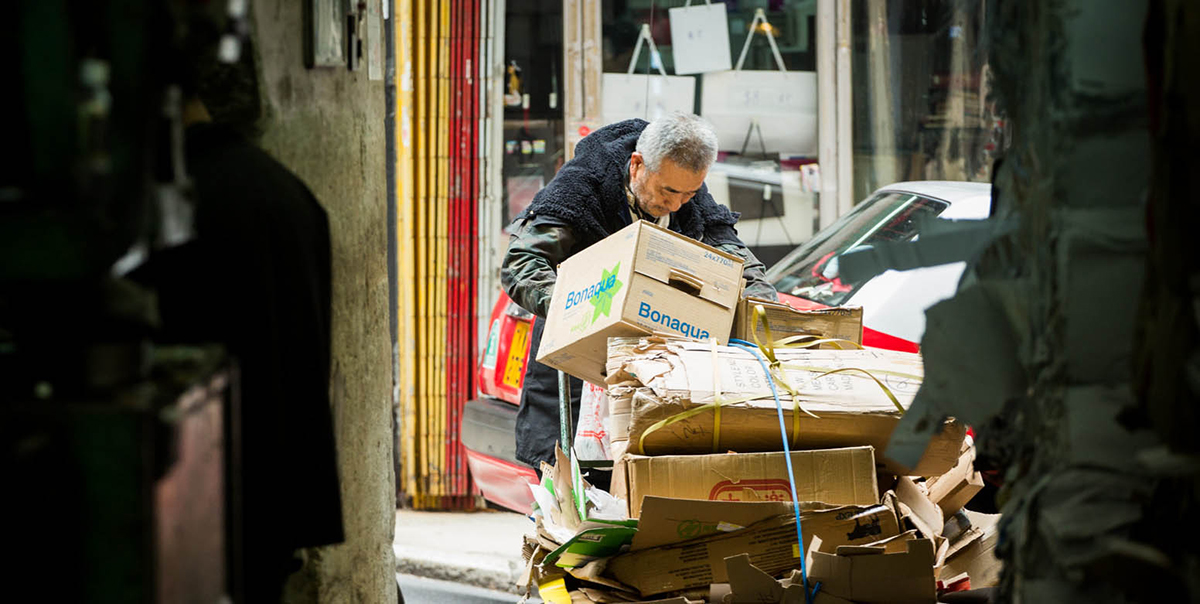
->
[850,0,1004,202]
[602,0,822,267]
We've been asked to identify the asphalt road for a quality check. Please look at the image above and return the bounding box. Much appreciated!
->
[397,574,541,604]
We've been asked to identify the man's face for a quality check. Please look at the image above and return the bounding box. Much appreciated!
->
[629,152,707,218]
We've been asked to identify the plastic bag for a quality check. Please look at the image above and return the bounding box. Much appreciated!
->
[573,382,611,461]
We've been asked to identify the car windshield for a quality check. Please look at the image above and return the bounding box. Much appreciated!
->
[766,191,950,306]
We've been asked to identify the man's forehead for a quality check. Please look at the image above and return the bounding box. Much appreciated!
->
[655,159,707,190]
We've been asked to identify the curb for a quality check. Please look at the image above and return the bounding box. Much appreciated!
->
[394,546,526,595]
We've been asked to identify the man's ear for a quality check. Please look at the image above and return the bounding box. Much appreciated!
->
[629,152,644,176]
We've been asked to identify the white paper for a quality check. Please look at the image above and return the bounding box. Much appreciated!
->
[602,73,696,126]
[668,2,733,75]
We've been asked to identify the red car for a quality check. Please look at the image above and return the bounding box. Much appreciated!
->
[462,181,992,513]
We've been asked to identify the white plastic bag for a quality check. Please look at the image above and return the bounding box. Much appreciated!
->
[573,382,612,461]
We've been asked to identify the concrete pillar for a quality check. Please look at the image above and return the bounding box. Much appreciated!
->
[250,1,396,601]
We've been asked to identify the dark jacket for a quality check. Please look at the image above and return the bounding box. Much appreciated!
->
[515,118,743,250]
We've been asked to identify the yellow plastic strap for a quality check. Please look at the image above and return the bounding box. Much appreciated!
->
[637,403,721,454]
[751,305,819,428]
[774,335,864,350]
[780,363,923,383]
[809,367,907,414]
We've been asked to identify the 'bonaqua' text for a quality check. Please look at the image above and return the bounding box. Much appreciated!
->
[638,302,710,339]
[565,273,619,310]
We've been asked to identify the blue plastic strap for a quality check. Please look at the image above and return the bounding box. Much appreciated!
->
[729,339,811,604]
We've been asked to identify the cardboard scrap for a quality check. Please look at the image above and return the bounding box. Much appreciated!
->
[721,554,808,603]
[535,445,639,570]
[607,498,901,597]
[809,538,939,603]
[631,497,792,551]
[924,444,984,516]
[894,477,945,542]
[939,511,1002,588]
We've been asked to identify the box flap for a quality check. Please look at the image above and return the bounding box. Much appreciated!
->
[723,554,808,604]
[811,538,938,603]
[896,477,945,540]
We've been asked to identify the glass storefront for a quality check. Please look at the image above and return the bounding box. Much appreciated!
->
[602,0,821,267]
[850,0,1002,202]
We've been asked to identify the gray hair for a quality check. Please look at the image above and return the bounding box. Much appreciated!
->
[635,112,719,173]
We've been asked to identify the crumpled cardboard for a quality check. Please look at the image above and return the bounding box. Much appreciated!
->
[720,553,809,603]
[606,497,901,597]
[939,511,1002,588]
[731,297,864,346]
[923,444,984,517]
[533,446,638,569]
[605,337,965,476]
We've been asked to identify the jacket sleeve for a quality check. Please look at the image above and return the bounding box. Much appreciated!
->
[501,216,576,318]
[714,242,779,301]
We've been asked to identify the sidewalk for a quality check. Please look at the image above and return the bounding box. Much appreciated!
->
[393,508,533,594]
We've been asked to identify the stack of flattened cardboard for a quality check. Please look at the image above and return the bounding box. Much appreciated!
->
[605,337,965,476]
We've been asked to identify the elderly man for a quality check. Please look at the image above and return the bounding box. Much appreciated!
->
[502,112,777,472]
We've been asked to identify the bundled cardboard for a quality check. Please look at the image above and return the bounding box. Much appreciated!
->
[606,497,901,597]
[606,337,966,476]
[618,447,879,518]
[538,221,744,385]
[809,536,939,603]
[732,297,864,346]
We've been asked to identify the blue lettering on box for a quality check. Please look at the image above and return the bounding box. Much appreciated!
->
[637,301,710,339]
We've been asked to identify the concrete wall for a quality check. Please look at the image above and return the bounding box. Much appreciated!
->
[251,1,396,601]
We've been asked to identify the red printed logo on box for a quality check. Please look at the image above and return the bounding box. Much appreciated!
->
[708,479,793,502]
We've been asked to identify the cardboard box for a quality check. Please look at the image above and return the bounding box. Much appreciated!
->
[605,338,966,476]
[733,297,864,346]
[809,538,939,603]
[607,497,901,597]
[537,220,744,385]
[621,447,880,518]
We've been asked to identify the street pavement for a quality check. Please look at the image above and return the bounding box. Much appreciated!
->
[394,508,533,596]
[397,573,540,604]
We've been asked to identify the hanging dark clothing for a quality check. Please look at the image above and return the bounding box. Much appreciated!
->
[133,122,344,601]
